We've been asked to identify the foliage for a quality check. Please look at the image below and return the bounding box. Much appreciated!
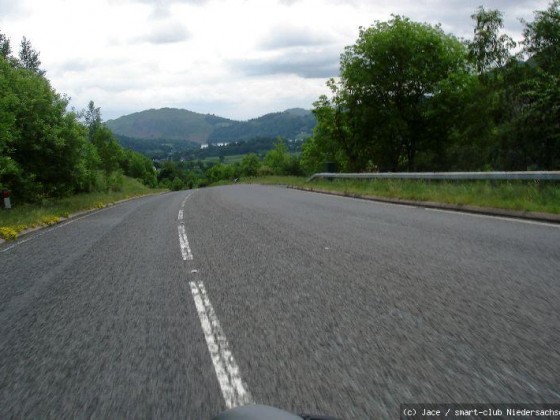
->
[500,0,560,169]
[467,7,516,74]
[18,37,44,75]
[523,0,560,75]
[312,16,469,172]
[240,153,261,176]
[0,176,163,240]
[0,227,17,240]
[308,2,560,173]
[0,31,159,204]
[2,3,559,206]
[0,53,93,199]
[259,138,303,176]
[105,107,315,146]
[208,108,316,142]
[0,31,11,59]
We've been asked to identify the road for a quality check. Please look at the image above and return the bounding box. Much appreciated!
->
[1,185,559,419]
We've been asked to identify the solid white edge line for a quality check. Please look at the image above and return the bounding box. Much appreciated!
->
[426,208,560,228]
[178,224,193,260]
[189,281,252,409]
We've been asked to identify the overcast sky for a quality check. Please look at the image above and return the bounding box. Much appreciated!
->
[0,0,550,121]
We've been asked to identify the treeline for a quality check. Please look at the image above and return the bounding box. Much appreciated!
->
[301,1,560,173]
[207,110,315,142]
[115,134,198,160]
[183,137,302,161]
[156,138,303,189]
[0,32,157,203]
[117,135,302,161]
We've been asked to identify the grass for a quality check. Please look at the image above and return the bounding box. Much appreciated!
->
[200,155,246,165]
[5,175,556,241]
[0,177,167,240]
[240,176,560,215]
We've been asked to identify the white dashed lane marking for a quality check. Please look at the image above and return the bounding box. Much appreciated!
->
[189,281,253,409]
[178,191,253,408]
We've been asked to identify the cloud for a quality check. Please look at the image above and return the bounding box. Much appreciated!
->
[126,0,211,14]
[0,0,25,18]
[125,0,210,5]
[233,47,340,79]
[259,25,336,49]
[138,21,190,44]
[5,0,550,122]
[58,58,91,73]
[390,0,550,40]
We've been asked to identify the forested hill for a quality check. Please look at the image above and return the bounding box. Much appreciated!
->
[105,107,316,144]
[208,108,316,142]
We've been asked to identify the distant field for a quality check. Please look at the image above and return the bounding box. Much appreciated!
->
[0,177,166,240]
[199,154,247,165]
[241,176,560,215]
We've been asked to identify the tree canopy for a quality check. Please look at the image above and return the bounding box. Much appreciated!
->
[302,1,560,173]
[0,31,157,202]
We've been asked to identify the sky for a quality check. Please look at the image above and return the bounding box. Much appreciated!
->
[0,0,551,121]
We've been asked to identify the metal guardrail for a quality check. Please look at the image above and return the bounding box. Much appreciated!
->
[307,171,560,182]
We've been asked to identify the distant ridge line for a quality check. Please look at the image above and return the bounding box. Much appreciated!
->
[105,107,315,145]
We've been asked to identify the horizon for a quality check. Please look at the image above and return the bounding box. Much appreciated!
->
[2,0,549,122]
[104,106,313,123]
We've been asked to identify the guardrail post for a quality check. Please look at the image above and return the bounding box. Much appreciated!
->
[2,190,11,209]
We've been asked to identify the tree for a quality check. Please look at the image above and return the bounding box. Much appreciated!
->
[0,53,93,199]
[0,30,11,59]
[1,33,161,201]
[302,89,352,173]
[92,125,124,174]
[264,137,289,174]
[320,16,469,172]
[499,0,560,170]
[523,0,560,75]
[158,160,181,185]
[81,100,102,142]
[467,7,516,75]
[240,153,261,176]
[206,163,235,183]
[18,37,44,75]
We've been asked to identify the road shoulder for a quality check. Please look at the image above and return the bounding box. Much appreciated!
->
[287,185,560,224]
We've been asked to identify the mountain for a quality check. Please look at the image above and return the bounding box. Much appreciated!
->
[105,108,232,143]
[105,107,316,145]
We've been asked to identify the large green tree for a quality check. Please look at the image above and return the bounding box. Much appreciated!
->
[501,0,560,170]
[0,33,158,201]
[0,53,95,198]
[310,16,469,172]
[445,7,518,170]
[523,0,560,75]
[467,7,516,75]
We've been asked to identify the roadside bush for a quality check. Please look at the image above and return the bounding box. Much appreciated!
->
[257,165,275,176]
[240,153,262,176]
[171,176,185,191]
[107,170,124,192]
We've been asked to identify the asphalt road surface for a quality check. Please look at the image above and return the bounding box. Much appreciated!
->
[1,185,559,419]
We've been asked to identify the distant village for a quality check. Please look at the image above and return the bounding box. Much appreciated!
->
[199,142,229,149]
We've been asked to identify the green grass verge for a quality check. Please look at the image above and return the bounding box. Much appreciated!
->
[240,176,560,214]
[0,177,167,240]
